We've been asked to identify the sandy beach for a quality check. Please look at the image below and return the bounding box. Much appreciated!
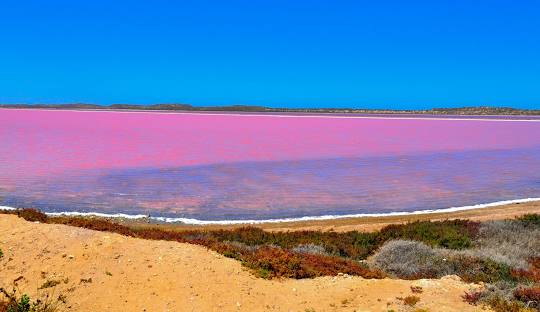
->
[128,200,540,233]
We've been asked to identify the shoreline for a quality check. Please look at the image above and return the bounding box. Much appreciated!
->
[2,107,540,121]
[2,197,540,231]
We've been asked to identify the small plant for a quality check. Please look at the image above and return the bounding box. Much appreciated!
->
[0,248,3,259]
[462,290,482,304]
[410,286,423,294]
[0,287,60,312]
[105,271,113,276]
[402,295,420,306]
[38,280,60,290]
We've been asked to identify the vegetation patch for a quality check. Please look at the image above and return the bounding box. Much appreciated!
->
[518,214,540,227]
[0,287,60,312]
[38,280,60,290]
[371,240,513,283]
[514,286,540,304]
[402,295,420,306]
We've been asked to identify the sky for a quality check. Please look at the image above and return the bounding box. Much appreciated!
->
[1,0,539,109]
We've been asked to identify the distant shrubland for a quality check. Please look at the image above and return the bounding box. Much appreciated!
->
[2,104,539,115]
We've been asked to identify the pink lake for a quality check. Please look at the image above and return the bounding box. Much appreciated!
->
[1,109,540,222]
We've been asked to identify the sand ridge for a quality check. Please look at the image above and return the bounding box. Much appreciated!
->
[0,214,486,311]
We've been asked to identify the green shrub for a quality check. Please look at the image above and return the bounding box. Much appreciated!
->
[448,254,513,283]
[517,214,540,227]
[16,209,47,223]
[0,287,60,312]
[376,220,479,250]
[485,295,533,312]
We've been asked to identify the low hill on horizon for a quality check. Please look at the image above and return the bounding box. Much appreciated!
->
[1,103,539,115]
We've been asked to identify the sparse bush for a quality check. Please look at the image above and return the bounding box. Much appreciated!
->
[291,244,328,255]
[371,240,451,279]
[463,280,540,311]
[514,287,540,306]
[372,240,513,283]
[16,209,47,223]
[518,214,540,227]
[402,295,420,306]
[38,280,60,290]
[471,220,540,269]
[445,252,513,283]
[0,249,3,259]
[511,257,540,282]
[410,286,423,294]
[484,295,534,312]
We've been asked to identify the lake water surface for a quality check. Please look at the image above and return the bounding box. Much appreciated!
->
[1,109,539,222]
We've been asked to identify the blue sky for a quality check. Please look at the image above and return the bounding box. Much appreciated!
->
[1,0,539,109]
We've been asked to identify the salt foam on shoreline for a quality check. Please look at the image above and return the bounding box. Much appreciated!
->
[1,197,539,225]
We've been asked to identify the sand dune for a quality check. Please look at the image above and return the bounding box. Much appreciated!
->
[0,214,487,312]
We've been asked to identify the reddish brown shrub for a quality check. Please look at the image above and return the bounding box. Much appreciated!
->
[511,257,540,282]
[514,286,540,303]
[242,246,385,279]
[17,208,47,223]
[462,290,483,304]
[410,286,423,294]
[51,217,135,237]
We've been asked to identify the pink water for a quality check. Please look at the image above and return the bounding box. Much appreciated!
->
[1,109,539,221]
